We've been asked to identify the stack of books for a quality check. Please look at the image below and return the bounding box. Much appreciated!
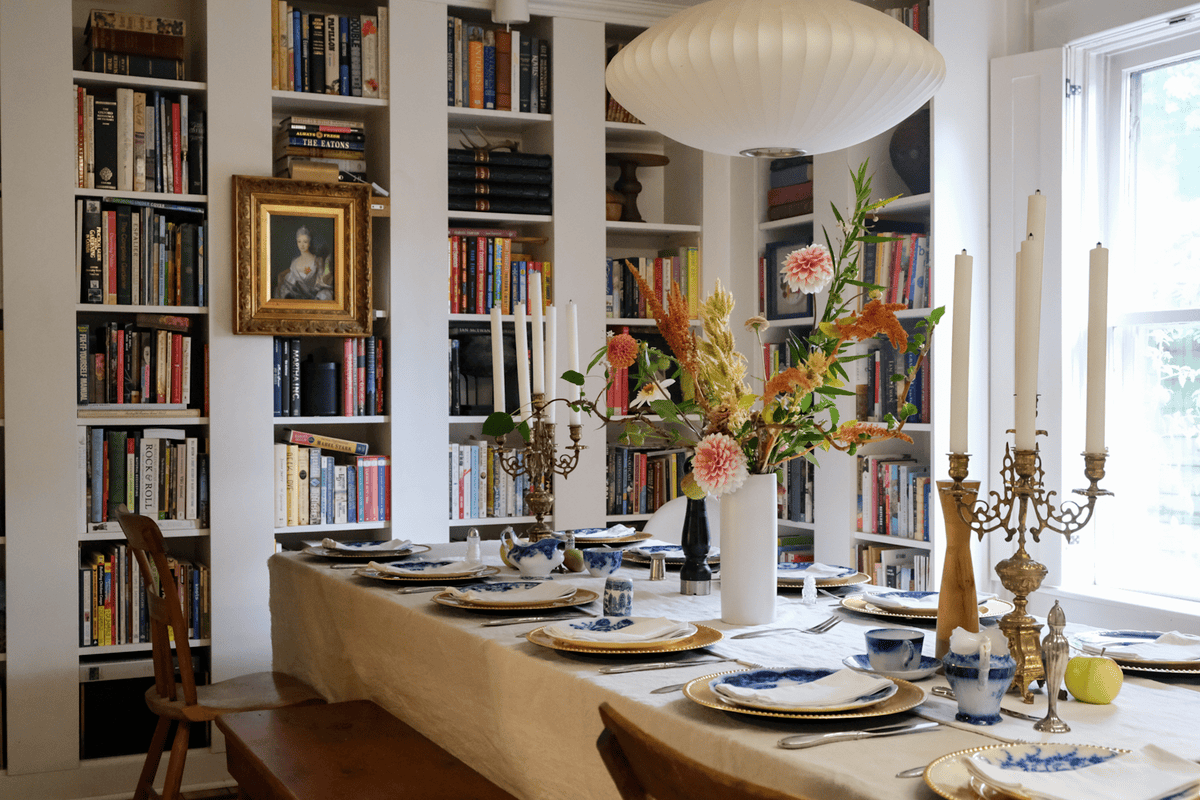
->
[446,15,550,113]
[274,116,367,181]
[448,148,552,215]
[272,5,388,98]
[81,9,187,81]
[766,156,814,221]
[604,43,642,124]
[274,432,391,526]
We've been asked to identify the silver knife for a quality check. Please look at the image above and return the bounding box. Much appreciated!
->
[395,585,453,594]
[480,614,587,627]
[331,561,405,569]
[777,720,939,750]
[599,658,729,674]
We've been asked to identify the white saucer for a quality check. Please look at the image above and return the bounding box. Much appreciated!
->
[842,653,940,681]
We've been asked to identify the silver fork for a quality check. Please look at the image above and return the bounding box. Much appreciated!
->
[729,615,841,639]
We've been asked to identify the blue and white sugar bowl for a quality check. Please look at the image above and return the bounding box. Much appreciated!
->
[942,627,1016,725]
[501,530,565,577]
[583,547,623,577]
[603,575,634,616]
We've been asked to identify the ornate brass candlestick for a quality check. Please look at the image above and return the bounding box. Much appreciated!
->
[492,393,586,541]
[946,443,1110,702]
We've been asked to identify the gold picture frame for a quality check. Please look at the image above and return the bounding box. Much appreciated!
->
[233,175,372,336]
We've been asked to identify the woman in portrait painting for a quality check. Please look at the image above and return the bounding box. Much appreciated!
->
[277,225,334,301]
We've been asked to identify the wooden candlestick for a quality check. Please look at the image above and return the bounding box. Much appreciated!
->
[935,478,981,659]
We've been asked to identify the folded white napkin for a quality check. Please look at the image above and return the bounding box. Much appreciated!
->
[545,616,692,643]
[777,562,851,579]
[965,744,1200,800]
[1082,631,1200,662]
[322,538,412,552]
[367,559,477,576]
[569,525,636,540]
[630,540,720,559]
[444,581,575,604]
[713,668,893,710]
[869,590,996,610]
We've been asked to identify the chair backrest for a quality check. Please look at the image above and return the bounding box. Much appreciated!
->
[118,511,199,709]
[596,702,805,800]
[640,495,721,547]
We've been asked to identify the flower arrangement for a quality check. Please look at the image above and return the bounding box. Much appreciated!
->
[580,161,943,498]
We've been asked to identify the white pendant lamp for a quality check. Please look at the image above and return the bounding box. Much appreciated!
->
[605,0,946,158]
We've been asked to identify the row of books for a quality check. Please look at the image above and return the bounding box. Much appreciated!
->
[856,324,931,424]
[80,544,209,647]
[447,15,550,113]
[448,227,552,314]
[778,532,815,563]
[273,336,386,418]
[606,248,701,320]
[74,85,204,195]
[448,149,553,216]
[76,319,200,409]
[863,230,931,309]
[449,440,530,521]
[76,197,207,307]
[603,42,641,124]
[271,4,387,98]
[779,457,815,525]
[885,2,930,38]
[81,8,188,81]
[274,443,391,527]
[83,428,209,527]
[855,453,932,541]
[855,543,931,591]
[607,446,687,516]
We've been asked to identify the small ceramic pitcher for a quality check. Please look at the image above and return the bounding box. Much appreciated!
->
[942,627,1016,725]
[502,531,564,577]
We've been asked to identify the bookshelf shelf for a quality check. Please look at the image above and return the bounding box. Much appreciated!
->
[273,520,390,535]
[79,528,208,541]
[71,71,207,93]
[76,304,208,314]
[759,212,815,232]
[77,638,210,657]
[450,516,536,527]
[605,221,702,236]
[449,106,551,131]
[274,416,388,425]
[449,210,553,224]
[75,415,208,425]
[853,531,934,551]
[74,188,208,204]
[270,90,388,115]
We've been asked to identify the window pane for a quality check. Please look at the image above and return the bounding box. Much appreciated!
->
[1126,56,1200,311]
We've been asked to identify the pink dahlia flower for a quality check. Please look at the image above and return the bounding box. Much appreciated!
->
[691,433,749,496]
[781,244,835,294]
[606,332,639,370]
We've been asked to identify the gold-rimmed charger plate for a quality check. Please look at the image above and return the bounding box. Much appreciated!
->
[526,623,722,655]
[622,550,721,566]
[431,587,599,611]
[569,530,654,547]
[778,571,872,588]
[351,565,500,582]
[841,595,1014,620]
[683,670,924,720]
[1068,630,1200,672]
[302,543,431,560]
[546,621,698,651]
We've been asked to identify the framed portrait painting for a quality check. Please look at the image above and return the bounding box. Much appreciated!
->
[233,176,372,335]
[764,237,815,320]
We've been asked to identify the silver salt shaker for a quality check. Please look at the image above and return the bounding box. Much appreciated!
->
[649,552,667,580]
[1035,600,1071,733]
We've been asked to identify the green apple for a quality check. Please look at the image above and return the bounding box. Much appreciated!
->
[562,548,586,573]
[1064,655,1124,704]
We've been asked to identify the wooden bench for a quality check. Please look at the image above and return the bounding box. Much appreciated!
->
[215,699,518,800]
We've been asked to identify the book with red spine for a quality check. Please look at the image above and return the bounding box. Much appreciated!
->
[342,338,355,416]
[170,333,183,403]
[449,234,460,313]
[105,210,118,304]
[355,337,366,415]
[379,456,390,520]
[475,236,486,314]
[171,101,183,194]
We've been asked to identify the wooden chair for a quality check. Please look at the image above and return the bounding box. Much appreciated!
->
[117,512,325,800]
[596,702,806,800]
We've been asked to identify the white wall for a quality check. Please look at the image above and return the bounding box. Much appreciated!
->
[1033,0,1199,47]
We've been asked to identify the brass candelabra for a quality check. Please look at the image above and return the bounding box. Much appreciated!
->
[492,393,586,541]
[946,442,1110,702]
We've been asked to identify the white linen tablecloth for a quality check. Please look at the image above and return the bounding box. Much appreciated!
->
[269,544,1200,800]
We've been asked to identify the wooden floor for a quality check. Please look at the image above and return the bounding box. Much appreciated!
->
[118,789,238,800]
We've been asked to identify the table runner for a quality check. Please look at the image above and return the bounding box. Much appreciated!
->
[269,544,1199,800]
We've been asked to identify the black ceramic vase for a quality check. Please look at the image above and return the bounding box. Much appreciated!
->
[889,107,930,195]
[679,497,712,596]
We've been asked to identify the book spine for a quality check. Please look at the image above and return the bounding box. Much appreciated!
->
[482,29,496,110]
[283,429,369,456]
[342,338,354,416]
[377,6,388,100]
[324,14,339,94]
[93,94,118,190]
[495,29,512,111]
[340,16,351,95]
[361,15,379,98]
[467,26,484,109]
[308,447,322,525]
[349,16,362,97]
[292,10,302,91]
[308,13,325,95]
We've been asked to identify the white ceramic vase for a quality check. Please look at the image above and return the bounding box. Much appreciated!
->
[718,473,778,625]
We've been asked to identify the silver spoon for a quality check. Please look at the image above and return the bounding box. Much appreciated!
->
[895,765,926,778]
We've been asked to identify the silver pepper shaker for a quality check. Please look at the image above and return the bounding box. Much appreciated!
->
[649,552,667,580]
[1035,600,1071,733]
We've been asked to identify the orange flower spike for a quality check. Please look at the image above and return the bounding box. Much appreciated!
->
[762,366,820,402]
[836,299,909,351]
[832,420,914,446]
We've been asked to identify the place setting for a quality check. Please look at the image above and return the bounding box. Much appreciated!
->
[300,537,432,561]
[351,558,499,583]
[560,524,654,548]
[431,580,599,612]
[839,590,1014,622]
[841,627,941,681]
[1068,629,1200,674]
[775,562,871,589]
[526,615,724,656]
[621,539,721,568]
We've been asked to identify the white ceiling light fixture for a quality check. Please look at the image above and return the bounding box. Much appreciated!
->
[604,0,946,158]
[492,0,529,26]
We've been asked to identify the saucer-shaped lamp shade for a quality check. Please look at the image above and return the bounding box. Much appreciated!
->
[605,0,946,157]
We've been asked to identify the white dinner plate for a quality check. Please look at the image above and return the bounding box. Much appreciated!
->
[707,667,898,713]
[842,653,941,681]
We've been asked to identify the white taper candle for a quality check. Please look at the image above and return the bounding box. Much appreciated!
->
[514,302,531,422]
[490,306,505,413]
[1085,244,1109,453]
[531,278,545,396]
[1014,236,1044,450]
[544,304,556,423]
[949,250,973,454]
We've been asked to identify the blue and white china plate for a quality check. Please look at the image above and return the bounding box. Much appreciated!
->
[432,585,598,611]
[841,594,1014,621]
[302,542,430,559]
[557,528,653,547]
[683,670,923,720]
[545,616,697,650]
[923,743,1200,800]
[706,667,899,713]
[1068,629,1200,671]
[351,560,496,581]
[623,544,721,566]
[527,623,723,655]
[842,653,940,681]
[776,563,870,588]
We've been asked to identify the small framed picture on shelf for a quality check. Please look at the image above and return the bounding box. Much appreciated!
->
[233,176,372,336]
[763,237,814,320]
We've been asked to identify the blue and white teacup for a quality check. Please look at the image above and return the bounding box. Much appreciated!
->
[583,547,623,577]
[603,576,634,616]
[942,638,1017,725]
[864,628,924,673]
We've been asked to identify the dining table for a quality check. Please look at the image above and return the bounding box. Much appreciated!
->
[268,542,1200,800]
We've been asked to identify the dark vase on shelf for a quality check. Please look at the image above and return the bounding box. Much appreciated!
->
[889,107,930,195]
[680,497,712,596]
